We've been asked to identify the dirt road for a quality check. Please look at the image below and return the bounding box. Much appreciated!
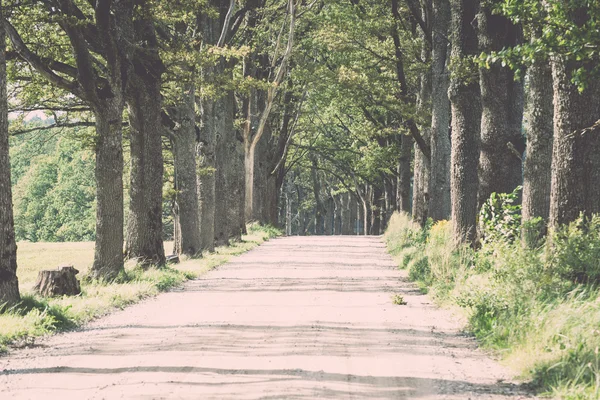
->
[0,236,534,399]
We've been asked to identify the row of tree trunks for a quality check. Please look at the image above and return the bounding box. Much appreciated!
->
[549,54,600,228]
[281,173,397,236]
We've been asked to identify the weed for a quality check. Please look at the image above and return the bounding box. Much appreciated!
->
[392,294,407,305]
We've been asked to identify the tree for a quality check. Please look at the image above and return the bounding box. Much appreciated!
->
[5,0,134,279]
[476,1,524,208]
[124,4,166,266]
[521,49,553,231]
[242,0,297,223]
[493,0,600,228]
[449,0,481,245]
[428,0,451,221]
[0,0,20,304]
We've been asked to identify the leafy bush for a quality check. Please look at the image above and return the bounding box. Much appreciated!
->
[479,186,522,244]
[549,215,600,284]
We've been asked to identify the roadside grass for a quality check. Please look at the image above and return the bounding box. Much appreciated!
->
[0,224,281,351]
[384,212,600,399]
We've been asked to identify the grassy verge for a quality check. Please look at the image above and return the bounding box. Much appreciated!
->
[0,223,281,351]
[385,212,600,400]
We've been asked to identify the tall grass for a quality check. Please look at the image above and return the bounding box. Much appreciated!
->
[0,225,281,351]
[385,212,600,399]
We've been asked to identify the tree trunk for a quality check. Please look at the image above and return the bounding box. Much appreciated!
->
[0,6,19,304]
[285,184,293,236]
[477,7,524,207]
[413,4,432,227]
[362,197,370,235]
[333,195,342,235]
[310,159,325,234]
[549,55,600,228]
[522,51,553,229]
[372,183,383,235]
[398,134,413,213]
[213,90,230,247]
[324,196,334,235]
[449,0,482,246]
[125,72,165,266]
[361,186,371,236]
[172,84,202,257]
[264,174,279,226]
[429,0,452,221]
[198,97,217,252]
[245,141,256,223]
[341,192,352,235]
[91,103,125,280]
[227,117,246,241]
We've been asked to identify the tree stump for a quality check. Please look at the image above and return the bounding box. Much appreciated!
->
[33,265,81,297]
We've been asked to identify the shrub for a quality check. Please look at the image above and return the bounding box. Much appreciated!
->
[549,215,600,284]
[479,186,522,245]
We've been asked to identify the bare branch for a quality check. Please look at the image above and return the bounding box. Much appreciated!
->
[216,0,236,47]
[10,121,95,136]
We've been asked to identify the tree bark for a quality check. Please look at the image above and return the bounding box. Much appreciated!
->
[333,195,342,235]
[198,98,216,252]
[212,91,231,247]
[549,55,600,228]
[310,158,326,234]
[172,84,202,257]
[341,192,353,235]
[0,4,20,304]
[125,71,165,266]
[91,103,125,279]
[522,52,553,227]
[324,196,334,235]
[477,6,524,207]
[349,194,358,235]
[413,1,432,227]
[413,68,432,226]
[227,115,246,241]
[372,182,383,235]
[449,0,482,246]
[429,0,452,221]
[398,134,413,213]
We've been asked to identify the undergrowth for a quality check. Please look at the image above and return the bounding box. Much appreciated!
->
[385,208,600,399]
[0,224,281,351]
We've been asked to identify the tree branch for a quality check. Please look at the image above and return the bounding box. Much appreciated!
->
[4,19,80,96]
[10,121,95,136]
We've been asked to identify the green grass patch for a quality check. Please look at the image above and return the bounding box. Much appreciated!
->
[0,224,281,351]
[385,211,600,399]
